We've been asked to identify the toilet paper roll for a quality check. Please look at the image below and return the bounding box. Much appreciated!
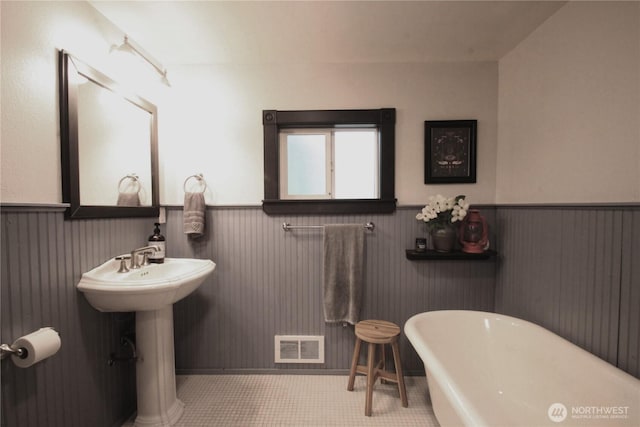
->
[11,327,61,368]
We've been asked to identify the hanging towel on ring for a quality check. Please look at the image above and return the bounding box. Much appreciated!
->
[117,192,141,207]
[323,224,365,325]
[183,192,206,237]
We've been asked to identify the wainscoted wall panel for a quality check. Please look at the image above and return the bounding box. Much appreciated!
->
[169,207,497,374]
[0,208,148,427]
[495,206,640,378]
[619,209,640,378]
[2,204,636,427]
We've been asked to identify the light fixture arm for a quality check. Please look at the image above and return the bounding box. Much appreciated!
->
[120,35,170,85]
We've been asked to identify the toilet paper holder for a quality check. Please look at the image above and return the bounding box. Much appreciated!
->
[1,327,60,362]
[0,343,27,360]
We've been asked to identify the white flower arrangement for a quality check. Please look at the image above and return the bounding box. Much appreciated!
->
[416,194,469,230]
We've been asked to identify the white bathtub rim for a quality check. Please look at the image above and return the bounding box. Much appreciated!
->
[404,309,640,427]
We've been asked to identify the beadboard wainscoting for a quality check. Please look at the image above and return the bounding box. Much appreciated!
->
[495,206,640,378]
[1,207,148,427]
[1,204,638,427]
[168,206,496,374]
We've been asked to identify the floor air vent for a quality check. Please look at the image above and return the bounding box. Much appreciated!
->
[275,335,324,364]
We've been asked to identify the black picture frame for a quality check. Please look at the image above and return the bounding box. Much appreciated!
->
[424,120,477,184]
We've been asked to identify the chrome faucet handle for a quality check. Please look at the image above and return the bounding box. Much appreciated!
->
[115,256,130,273]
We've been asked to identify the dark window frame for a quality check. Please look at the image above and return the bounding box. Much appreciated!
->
[262,108,396,215]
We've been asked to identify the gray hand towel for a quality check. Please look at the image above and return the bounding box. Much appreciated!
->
[183,192,206,237]
[117,192,141,207]
[323,224,365,325]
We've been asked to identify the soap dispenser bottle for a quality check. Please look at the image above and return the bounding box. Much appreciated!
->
[148,223,166,264]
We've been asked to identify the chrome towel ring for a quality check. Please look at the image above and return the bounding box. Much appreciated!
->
[183,173,207,193]
[118,174,141,193]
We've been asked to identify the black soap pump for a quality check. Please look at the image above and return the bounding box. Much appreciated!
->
[148,223,166,264]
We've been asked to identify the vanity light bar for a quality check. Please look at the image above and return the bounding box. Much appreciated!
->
[118,35,170,86]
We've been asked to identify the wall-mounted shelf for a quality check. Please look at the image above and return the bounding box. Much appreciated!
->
[406,249,497,261]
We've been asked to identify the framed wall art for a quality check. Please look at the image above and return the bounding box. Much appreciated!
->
[424,120,477,184]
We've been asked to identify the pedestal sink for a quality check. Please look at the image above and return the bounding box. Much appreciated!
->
[77,257,216,427]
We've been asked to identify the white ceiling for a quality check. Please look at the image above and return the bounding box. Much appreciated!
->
[90,0,566,65]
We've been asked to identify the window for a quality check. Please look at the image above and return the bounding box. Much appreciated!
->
[263,109,396,214]
[280,129,379,200]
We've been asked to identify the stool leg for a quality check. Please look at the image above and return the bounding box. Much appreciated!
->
[391,341,408,408]
[347,337,361,391]
[365,342,376,416]
[379,344,387,384]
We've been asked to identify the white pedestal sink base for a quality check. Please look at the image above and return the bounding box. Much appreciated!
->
[134,305,184,427]
[76,257,216,426]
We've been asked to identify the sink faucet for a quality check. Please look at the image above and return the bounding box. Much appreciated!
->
[130,245,160,269]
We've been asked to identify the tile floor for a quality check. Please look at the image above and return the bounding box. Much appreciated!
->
[123,374,439,426]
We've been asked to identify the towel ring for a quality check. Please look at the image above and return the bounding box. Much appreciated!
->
[183,173,207,193]
[117,174,141,194]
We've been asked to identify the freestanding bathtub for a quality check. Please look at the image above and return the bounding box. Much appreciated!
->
[405,310,640,427]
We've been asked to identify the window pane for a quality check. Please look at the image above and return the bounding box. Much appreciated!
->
[334,130,378,199]
[286,134,327,196]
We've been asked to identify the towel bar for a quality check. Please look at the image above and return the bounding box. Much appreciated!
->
[282,222,374,232]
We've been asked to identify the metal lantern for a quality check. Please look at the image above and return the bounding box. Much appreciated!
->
[459,209,489,253]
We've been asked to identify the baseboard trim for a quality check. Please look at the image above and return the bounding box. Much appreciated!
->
[175,368,426,376]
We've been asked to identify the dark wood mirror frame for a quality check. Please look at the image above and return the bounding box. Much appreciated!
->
[58,50,159,219]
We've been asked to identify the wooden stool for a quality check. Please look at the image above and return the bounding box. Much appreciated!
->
[347,319,408,416]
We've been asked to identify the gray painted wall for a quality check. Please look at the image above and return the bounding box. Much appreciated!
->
[495,206,640,378]
[168,207,496,374]
[1,204,637,427]
[1,208,147,427]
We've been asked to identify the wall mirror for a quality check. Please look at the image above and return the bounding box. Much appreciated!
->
[59,50,159,219]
